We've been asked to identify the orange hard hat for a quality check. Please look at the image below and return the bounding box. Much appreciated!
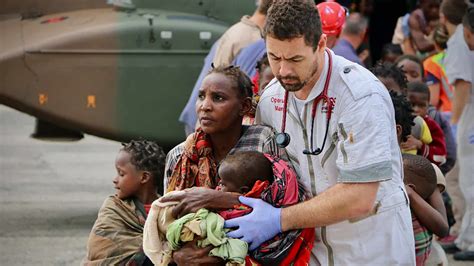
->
[316,2,347,37]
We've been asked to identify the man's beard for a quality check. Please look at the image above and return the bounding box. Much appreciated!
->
[277,63,319,92]
[277,76,306,91]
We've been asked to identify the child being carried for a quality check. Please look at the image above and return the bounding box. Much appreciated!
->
[144,151,313,266]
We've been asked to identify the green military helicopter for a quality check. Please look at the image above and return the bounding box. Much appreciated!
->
[0,0,257,149]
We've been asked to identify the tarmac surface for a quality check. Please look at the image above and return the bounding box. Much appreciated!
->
[0,105,119,265]
[0,104,471,265]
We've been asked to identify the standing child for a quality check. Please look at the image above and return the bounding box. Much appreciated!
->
[371,64,435,156]
[83,140,166,266]
[403,154,449,266]
[372,62,408,94]
[406,81,447,166]
[391,92,449,266]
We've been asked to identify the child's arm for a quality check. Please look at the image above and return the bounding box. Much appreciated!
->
[406,185,449,237]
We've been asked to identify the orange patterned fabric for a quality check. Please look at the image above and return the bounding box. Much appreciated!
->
[167,128,218,192]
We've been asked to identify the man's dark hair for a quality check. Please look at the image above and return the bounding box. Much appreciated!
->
[121,140,166,194]
[407,81,430,100]
[209,65,253,98]
[390,91,415,142]
[402,154,437,200]
[441,0,468,25]
[219,151,274,190]
[258,0,274,15]
[371,62,408,91]
[463,5,474,33]
[396,54,425,78]
[264,0,322,50]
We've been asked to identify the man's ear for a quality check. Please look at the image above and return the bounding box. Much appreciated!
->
[239,186,250,194]
[141,171,152,184]
[318,33,328,51]
[240,97,252,116]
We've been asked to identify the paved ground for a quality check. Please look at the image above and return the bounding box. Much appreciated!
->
[0,105,119,265]
[0,104,472,265]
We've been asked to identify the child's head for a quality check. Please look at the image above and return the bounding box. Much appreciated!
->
[256,55,274,95]
[372,62,408,94]
[391,91,415,144]
[218,151,274,194]
[396,55,424,83]
[114,140,166,200]
[380,43,403,64]
[407,81,430,117]
[402,154,437,200]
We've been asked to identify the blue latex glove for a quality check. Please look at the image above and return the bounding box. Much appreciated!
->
[224,196,282,251]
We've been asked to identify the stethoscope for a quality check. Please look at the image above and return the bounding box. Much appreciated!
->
[275,48,334,156]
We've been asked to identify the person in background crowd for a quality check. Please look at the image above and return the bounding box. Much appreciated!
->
[392,0,440,55]
[423,24,454,113]
[372,62,408,93]
[403,154,449,266]
[212,0,272,68]
[380,43,404,64]
[179,0,273,135]
[363,0,408,63]
[440,0,474,259]
[406,81,447,166]
[332,13,368,65]
[407,0,441,53]
[317,1,348,48]
[440,0,474,260]
[464,6,474,50]
[397,54,425,83]
[391,92,450,266]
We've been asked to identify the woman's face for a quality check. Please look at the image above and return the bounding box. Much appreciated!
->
[196,73,248,135]
[397,59,423,83]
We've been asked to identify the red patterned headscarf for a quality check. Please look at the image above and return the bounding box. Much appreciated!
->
[167,128,218,192]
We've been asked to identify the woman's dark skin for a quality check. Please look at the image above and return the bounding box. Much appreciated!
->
[164,72,252,265]
[163,187,240,218]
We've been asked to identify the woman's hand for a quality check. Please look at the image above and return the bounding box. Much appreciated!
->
[172,241,224,266]
[160,187,240,218]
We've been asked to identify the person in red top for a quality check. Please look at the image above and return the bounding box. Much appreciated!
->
[405,82,447,166]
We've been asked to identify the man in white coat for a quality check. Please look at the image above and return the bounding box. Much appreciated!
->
[225,1,416,265]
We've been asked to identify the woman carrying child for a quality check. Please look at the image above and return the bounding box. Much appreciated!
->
[162,65,292,264]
